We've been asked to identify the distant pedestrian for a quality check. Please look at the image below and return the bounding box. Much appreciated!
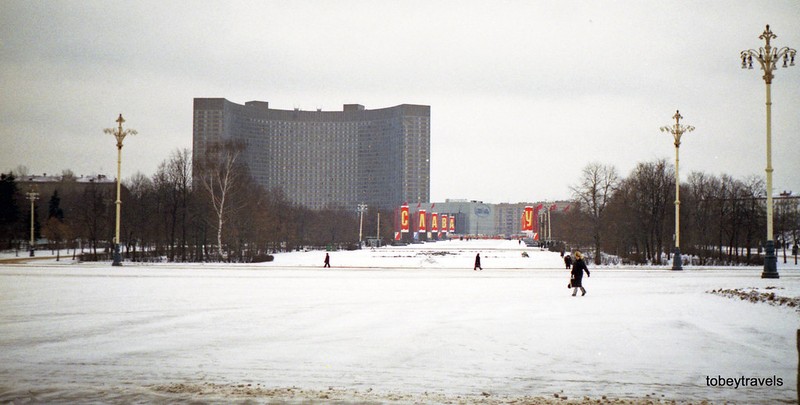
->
[569,251,590,296]
[564,254,572,269]
[323,253,330,268]
[474,253,482,271]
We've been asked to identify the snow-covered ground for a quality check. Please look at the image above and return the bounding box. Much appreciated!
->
[1,239,798,403]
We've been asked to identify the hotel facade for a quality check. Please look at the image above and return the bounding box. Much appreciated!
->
[193,99,430,210]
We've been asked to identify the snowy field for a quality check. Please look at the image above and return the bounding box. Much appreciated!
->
[1,239,799,404]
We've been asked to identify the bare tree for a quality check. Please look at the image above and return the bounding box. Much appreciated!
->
[77,183,112,255]
[684,171,719,263]
[602,186,638,262]
[43,217,70,261]
[570,163,619,264]
[14,165,29,178]
[623,159,674,264]
[225,173,266,261]
[123,172,155,260]
[149,149,193,261]
[169,149,192,261]
[196,140,244,260]
[739,176,765,264]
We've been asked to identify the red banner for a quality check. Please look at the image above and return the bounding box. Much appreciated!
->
[417,209,427,233]
[533,203,544,233]
[522,206,534,231]
[400,204,409,233]
[440,214,448,234]
[449,216,455,233]
[431,212,439,232]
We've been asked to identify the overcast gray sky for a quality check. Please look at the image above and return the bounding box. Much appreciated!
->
[1,1,798,204]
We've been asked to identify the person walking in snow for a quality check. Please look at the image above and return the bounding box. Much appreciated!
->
[569,251,590,296]
[564,254,572,270]
[323,253,330,268]
[474,253,482,271]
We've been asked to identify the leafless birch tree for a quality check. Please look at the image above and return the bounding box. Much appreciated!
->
[196,141,244,260]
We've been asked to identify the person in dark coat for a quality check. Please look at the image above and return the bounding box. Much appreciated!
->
[474,253,482,271]
[569,251,590,296]
[564,254,572,269]
[323,253,330,268]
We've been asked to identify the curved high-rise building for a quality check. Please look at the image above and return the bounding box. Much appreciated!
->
[193,99,430,210]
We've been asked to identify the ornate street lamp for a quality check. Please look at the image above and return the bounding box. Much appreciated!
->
[740,24,796,279]
[26,189,39,257]
[104,114,137,266]
[660,110,694,270]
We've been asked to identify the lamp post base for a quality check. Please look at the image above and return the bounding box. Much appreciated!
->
[761,240,779,279]
[671,247,683,270]
[29,248,34,257]
[112,244,122,266]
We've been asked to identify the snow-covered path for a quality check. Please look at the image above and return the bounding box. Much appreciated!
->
[1,241,798,403]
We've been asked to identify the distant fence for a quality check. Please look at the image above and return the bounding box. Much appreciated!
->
[78,250,165,263]
[78,250,274,263]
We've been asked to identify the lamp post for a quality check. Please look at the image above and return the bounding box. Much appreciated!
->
[357,203,367,248]
[779,191,792,263]
[376,212,381,246]
[538,208,548,245]
[26,190,39,257]
[660,110,694,270]
[740,24,796,279]
[104,114,137,266]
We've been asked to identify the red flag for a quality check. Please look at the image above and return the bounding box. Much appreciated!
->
[400,204,410,233]
[532,204,544,232]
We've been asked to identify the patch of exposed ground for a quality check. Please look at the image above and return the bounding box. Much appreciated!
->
[151,383,712,404]
[707,286,799,312]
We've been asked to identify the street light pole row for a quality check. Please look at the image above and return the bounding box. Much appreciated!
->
[740,24,796,279]
[660,25,794,276]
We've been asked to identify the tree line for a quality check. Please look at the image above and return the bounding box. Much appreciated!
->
[558,160,800,266]
[3,150,798,266]
[0,145,394,262]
